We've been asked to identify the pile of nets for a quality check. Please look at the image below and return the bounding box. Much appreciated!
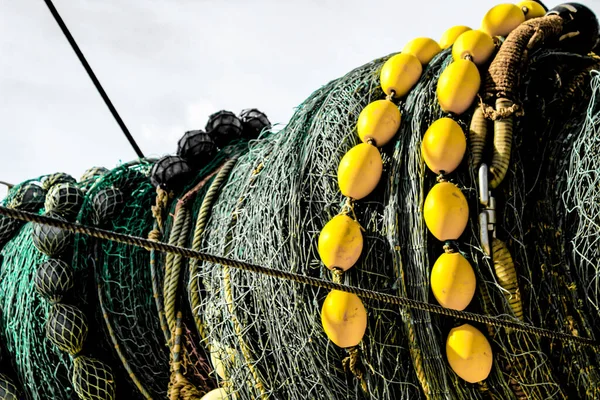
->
[1,22,600,400]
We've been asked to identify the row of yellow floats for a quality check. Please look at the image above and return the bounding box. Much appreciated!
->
[316,0,543,391]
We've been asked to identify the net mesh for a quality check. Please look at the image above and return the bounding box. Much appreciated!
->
[0,39,599,400]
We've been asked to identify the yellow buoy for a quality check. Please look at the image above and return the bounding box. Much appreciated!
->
[436,59,481,115]
[402,37,442,65]
[337,143,383,200]
[421,118,466,174]
[209,342,236,380]
[481,3,525,37]
[431,252,476,311]
[321,290,367,348]
[517,0,545,20]
[423,182,469,241]
[452,30,495,65]
[200,388,228,400]
[380,53,423,98]
[439,25,472,49]
[446,324,493,383]
[357,100,401,146]
[318,214,363,271]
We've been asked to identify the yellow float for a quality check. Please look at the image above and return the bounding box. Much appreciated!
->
[481,3,525,37]
[380,53,423,98]
[439,25,471,49]
[200,388,228,400]
[421,118,466,174]
[318,214,363,271]
[436,59,481,115]
[337,143,383,200]
[517,0,545,20]
[431,252,476,311]
[446,324,493,383]
[452,30,495,65]
[321,290,367,348]
[423,182,469,241]
[357,100,401,146]
[402,37,442,65]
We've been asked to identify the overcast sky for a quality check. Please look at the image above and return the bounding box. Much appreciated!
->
[1,0,599,199]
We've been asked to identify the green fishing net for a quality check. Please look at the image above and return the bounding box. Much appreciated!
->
[0,29,600,400]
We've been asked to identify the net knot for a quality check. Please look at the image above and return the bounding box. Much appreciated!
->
[152,187,171,230]
[481,102,524,121]
[148,229,162,241]
[331,268,344,284]
[342,345,368,392]
[168,372,203,400]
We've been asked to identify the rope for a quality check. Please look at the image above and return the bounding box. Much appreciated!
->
[189,157,240,341]
[1,206,597,350]
[222,160,269,399]
[163,209,188,335]
[484,15,563,102]
[342,346,368,392]
[150,226,171,344]
[168,312,203,400]
[98,284,153,399]
[41,0,145,158]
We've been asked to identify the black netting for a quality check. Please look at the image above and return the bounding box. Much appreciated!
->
[7,183,46,212]
[239,108,271,140]
[44,183,85,221]
[42,173,76,191]
[46,303,88,355]
[72,356,116,400]
[91,187,124,226]
[34,259,74,302]
[150,156,193,190]
[205,110,243,148]
[177,130,216,169]
[32,211,73,257]
[0,373,19,400]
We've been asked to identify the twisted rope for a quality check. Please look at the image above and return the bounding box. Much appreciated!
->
[0,206,596,349]
[189,157,240,341]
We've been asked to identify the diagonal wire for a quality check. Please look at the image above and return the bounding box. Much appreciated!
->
[41,0,145,159]
[0,205,597,349]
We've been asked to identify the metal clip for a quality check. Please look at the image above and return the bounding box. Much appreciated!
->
[479,164,489,207]
[478,164,496,256]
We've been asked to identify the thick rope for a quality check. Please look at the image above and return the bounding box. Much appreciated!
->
[189,157,239,341]
[149,227,171,344]
[484,15,563,102]
[0,206,596,349]
[168,312,203,400]
[165,210,192,335]
[163,209,188,335]
[222,160,269,399]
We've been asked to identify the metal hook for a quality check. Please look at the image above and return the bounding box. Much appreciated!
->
[478,164,496,256]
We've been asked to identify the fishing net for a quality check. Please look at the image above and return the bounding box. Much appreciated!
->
[1,13,600,400]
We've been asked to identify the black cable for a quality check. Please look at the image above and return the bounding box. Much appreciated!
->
[42,0,145,159]
[0,205,597,349]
